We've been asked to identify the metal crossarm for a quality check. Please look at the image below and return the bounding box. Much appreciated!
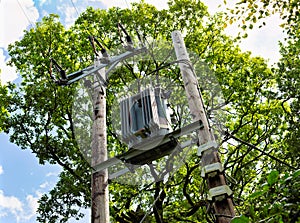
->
[55,46,147,86]
[108,139,195,180]
[92,120,203,174]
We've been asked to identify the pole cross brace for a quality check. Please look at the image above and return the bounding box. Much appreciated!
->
[197,140,218,156]
[201,162,224,178]
[208,185,233,202]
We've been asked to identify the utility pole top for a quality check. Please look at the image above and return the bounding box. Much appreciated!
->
[171,30,214,144]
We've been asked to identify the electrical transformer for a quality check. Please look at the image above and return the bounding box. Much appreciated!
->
[120,86,172,149]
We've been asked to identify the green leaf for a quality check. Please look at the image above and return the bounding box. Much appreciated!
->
[231,215,250,223]
[267,170,279,186]
[292,169,300,178]
[249,191,263,199]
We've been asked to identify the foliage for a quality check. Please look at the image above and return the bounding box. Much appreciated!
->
[226,0,300,34]
[274,26,300,169]
[1,0,299,222]
[6,14,92,220]
[245,169,300,222]
[0,80,10,132]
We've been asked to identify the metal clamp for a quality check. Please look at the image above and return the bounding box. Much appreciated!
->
[201,162,223,178]
[208,185,233,201]
[197,140,218,156]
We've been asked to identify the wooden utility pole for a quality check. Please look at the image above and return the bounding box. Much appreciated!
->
[91,68,109,223]
[51,31,146,222]
[172,31,235,222]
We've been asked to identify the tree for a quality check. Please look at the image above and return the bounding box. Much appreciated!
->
[6,14,92,221]
[225,1,300,221]
[2,0,299,222]
[226,0,300,35]
[275,28,300,164]
[0,79,9,132]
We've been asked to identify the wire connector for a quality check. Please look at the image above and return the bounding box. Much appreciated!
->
[208,185,233,201]
[118,23,134,51]
[197,140,218,156]
[201,162,224,178]
[89,36,110,63]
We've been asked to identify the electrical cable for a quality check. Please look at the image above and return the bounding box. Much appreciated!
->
[226,131,297,170]
[16,0,56,88]
[15,0,92,177]
[16,0,35,28]
[124,0,130,8]
[70,0,80,17]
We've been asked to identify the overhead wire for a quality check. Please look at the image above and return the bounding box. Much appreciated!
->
[15,0,93,172]
[124,0,130,8]
[17,0,88,84]
[70,0,80,17]
[16,0,57,87]
[69,0,92,37]
[16,0,35,28]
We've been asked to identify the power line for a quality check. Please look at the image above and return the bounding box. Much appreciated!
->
[124,0,130,9]
[226,131,296,170]
[16,0,35,28]
[70,0,80,17]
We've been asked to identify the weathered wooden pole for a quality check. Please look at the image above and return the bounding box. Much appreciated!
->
[172,30,235,222]
[91,68,109,223]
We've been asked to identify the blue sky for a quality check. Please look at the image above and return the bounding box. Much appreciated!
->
[0,0,285,222]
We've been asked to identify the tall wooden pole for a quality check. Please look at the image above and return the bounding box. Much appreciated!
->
[91,68,109,223]
[172,31,235,222]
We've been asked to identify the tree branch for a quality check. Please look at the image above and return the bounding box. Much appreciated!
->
[226,131,296,170]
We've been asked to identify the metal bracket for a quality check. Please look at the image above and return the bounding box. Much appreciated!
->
[107,139,195,180]
[201,162,223,178]
[53,46,147,86]
[208,185,233,201]
[92,121,203,175]
[197,140,218,156]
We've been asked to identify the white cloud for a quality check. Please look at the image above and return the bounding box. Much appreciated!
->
[0,189,42,222]
[0,165,3,175]
[0,190,23,216]
[0,0,39,84]
[0,0,39,48]
[202,0,285,65]
[58,4,78,28]
[46,171,59,177]
[39,181,49,189]
[39,0,48,7]
[20,195,39,221]
[0,49,18,84]
[237,15,286,65]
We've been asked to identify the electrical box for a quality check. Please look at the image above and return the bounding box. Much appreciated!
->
[120,86,172,148]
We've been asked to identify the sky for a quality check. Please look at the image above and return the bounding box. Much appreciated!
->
[0,0,285,222]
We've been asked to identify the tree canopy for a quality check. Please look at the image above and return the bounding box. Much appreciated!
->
[1,0,299,222]
[226,0,300,35]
